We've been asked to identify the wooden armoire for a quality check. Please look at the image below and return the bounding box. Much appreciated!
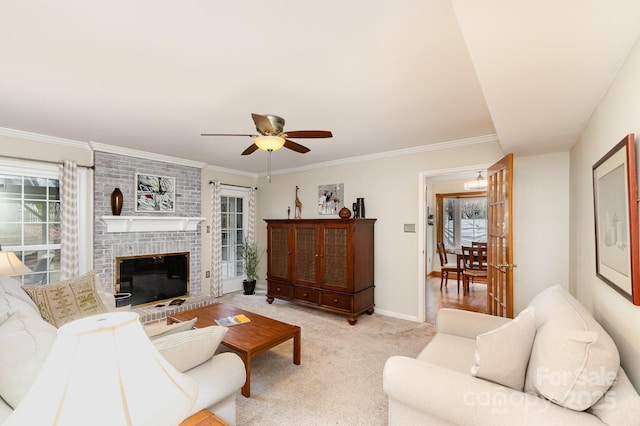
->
[264,218,376,325]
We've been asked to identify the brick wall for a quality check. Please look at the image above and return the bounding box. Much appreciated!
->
[93,151,203,297]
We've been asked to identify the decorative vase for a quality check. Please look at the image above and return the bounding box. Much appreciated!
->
[356,198,365,218]
[111,188,123,216]
[243,279,256,295]
[339,207,352,219]
[352,202,359,218]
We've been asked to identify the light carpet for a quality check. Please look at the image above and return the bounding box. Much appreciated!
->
[216,288,437,426]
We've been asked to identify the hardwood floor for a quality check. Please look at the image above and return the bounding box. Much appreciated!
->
[425,275,487,324]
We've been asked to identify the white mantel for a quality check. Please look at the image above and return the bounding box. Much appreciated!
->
[100,216,206,233]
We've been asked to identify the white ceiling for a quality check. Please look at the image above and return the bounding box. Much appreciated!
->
[2,1,640,174]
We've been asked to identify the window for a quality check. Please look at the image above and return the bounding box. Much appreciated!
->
[220,186,249,293]
[437,192,487,249]
[0,172,61,284]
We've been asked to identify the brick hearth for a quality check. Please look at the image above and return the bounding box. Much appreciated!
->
[134,294,217,324]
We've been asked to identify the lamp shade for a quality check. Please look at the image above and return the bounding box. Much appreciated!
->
[0,251,32,276]
[5,312,197,426]
[255,135,285,151]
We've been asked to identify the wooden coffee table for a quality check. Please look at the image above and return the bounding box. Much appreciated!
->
[167,303,301,397]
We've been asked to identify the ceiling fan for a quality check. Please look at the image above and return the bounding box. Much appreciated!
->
[201,113,333,156]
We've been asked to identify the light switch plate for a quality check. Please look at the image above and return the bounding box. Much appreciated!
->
[404,224,416,233]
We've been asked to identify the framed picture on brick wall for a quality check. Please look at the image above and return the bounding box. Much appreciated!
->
[135,173,175,212]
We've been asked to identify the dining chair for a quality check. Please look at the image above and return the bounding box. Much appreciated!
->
[471,241,487,249]
[461,245,487,295]
[437,242,460,291]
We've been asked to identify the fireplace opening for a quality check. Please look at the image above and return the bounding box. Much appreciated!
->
[116,252,190,307]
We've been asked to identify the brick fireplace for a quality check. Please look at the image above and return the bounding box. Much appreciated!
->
[93,151,212,322]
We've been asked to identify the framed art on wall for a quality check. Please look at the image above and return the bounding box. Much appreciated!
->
[317,183,344,215]
[592,133,640,305]
[135,173,175,212]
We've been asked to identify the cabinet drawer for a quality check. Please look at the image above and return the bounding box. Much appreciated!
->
[321,291,353,312]
[294,287,320,304]
[268,281,293,298]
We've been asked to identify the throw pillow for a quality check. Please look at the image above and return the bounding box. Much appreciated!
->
[0,310,57,408]
[524,286,619,411]
[152,326,227,372]
[146,318,197,340]
[22,270,108,328]
[471,307,536,391]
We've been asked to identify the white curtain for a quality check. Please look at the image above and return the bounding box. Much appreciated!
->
[210,181,223,297]
[59,160,79,280]
[248,187,256,245]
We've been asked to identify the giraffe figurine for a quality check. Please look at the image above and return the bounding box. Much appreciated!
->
[294,186,302,219]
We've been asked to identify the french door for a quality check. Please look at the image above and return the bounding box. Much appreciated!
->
[221,187,249,294]
[487,154,515,318]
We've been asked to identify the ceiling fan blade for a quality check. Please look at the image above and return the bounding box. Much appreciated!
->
[241,143,259,156]
[200,133,256,137]
[284,130,333,139]
[284,139,310,154]
[251,113,276,135]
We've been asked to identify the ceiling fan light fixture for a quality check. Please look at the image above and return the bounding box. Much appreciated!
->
[255,135,285,151]
[464,171,487,190]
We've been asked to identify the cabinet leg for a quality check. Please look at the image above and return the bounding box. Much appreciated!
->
[266,296,274,304]
[347,316,358,325]
[366,308,374,315]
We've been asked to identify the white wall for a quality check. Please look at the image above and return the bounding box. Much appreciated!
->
[570,35,640,388]
[256,141,504,320]
[513,152,570,313]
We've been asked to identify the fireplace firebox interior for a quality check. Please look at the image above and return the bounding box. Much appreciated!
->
[116,252,189,307]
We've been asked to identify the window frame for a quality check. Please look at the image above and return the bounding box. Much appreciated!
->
[436,191,487,249]
[0,158,92,284]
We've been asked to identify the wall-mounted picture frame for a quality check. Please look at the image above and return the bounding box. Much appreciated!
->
[135,173,175,212]
[592,133,640,305]
[317,183,344,215]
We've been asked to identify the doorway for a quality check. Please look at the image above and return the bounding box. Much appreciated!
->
[417,165,491,323]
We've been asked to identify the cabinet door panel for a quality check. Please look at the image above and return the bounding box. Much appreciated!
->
[294,225,318,285]
[322,226,351,290]
[268,224,290,281]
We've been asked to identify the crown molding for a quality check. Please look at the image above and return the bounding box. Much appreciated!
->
[0,126,499,177]
[265,133,500,176]
[0,127,90,149]
[90,141,207,169]
[203,164,258,178]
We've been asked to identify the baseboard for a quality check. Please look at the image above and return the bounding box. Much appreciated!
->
[374,308,419,322]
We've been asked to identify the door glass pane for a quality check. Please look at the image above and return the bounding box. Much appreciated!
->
[220,194,246,280]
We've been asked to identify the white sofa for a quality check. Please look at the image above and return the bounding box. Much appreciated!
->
[384,285,640,425]
[0,274,246,425]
